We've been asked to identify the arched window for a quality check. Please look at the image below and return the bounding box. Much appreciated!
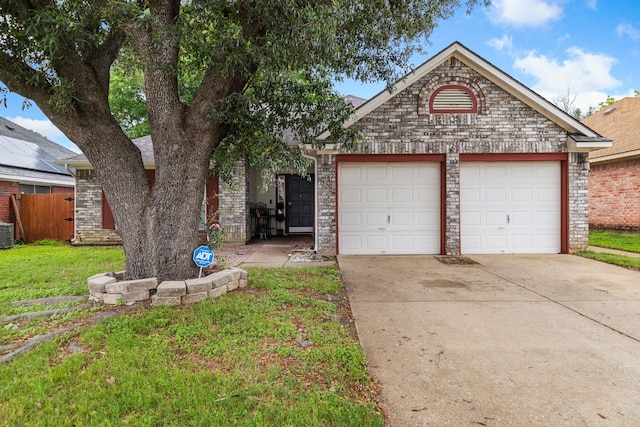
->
[429,85,477,114]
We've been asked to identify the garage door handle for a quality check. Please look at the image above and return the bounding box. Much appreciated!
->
[498,226,506,229]
[379,227,386,230]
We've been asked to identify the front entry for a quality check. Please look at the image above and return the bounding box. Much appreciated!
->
[286,175,314,233]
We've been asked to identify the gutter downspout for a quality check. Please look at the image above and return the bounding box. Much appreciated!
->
[64,164,78,244]
[299,147,318,253]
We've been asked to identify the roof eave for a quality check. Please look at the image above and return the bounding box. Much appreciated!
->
[54,159,156,169]
[590,149,640,164]
[567,135,613,153]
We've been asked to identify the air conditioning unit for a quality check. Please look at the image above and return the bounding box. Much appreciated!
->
[0,223,14,249]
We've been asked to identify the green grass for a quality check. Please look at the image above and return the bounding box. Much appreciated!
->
[582,231,640,271]
[0,245,383,426]
[579,250,640,270]
[589,230,640,253]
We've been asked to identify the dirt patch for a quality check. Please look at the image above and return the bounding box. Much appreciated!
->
[435,256,479,265]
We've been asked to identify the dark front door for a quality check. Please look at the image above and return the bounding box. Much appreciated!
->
[287,175,314,233]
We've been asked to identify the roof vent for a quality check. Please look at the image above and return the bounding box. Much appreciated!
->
[603,107,616,115]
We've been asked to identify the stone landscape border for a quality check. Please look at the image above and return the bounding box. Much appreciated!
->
[88,268,248,306]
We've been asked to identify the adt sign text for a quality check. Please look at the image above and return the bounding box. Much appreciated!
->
[193,245,215,268]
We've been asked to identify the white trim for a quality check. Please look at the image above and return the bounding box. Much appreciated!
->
[318,42,606,141]
[0,173,74,187]
[590,149,640,164]
[567,136,613,152]
[54,159,156,169]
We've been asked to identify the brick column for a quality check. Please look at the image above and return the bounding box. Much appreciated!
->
[569,153,589,252]
[316,154,337,256]
[445,152,461,255]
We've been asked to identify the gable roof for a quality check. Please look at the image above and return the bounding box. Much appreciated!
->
[0,116,75,186]
[318,42,611,152]
[582,97,640,163]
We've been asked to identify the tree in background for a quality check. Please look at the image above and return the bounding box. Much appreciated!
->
[0,0,486,280]
[551,87,581,119]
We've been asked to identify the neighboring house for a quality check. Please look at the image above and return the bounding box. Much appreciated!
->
[60,42,610,255]
[0,116,75,238]
[582,97,640,231]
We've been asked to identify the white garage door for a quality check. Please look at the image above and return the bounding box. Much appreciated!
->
[338,162,441,254]
[461,161,561,254]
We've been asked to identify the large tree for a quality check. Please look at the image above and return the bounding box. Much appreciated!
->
[0,0,484,280]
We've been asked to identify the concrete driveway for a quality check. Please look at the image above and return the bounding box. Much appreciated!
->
[338,254,640,426]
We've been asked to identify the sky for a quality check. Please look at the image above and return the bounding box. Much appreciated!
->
[2,0,640,152]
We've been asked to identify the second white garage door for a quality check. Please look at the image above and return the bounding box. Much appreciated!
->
[338,162,441,255]
[460,161,561,254]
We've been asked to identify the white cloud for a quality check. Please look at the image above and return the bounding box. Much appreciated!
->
[488,0,563,27]
[487,35,513,52]
[7,115,79,152]
[8,116,66,140]
[616,22,640,41]
[513,47,620,112]
[586,0,597,10]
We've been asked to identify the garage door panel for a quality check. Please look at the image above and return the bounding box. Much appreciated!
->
[365,235,387,250]
[365,188,387,204]
[537,211,558,225]
[340,188,362,203]
[391,188,414,203]
[340,212,362,227]
[486,188,507,203]
[510,211,533,227]
[511,188,532,202]
[462,212,481,226]
[485,165,507,180]
[338,162,441,255]
[365,211,388,227]
[485,234,508,251]
[537,187,559,202]
[364,165,388,183]
[461,188,481,203]
[461,161,560,254]
[339,165,363,181]
[485,211,507,226]
[339,235,362,252]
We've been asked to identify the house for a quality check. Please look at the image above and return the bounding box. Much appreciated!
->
[582,97,640,231]
[61,42,610,254]
[0,116,75,239]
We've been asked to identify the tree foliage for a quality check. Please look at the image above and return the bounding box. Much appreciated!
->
[0,0,486,279]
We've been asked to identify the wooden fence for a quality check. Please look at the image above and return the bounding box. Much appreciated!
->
[20,194,74,243]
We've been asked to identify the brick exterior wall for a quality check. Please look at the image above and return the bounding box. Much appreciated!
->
[316,57,587,255]
[74,162,250,245]
[589,158,640,230]
[74,169,121,243]
[218,159,250,243]
[51,185,74,194]
[0,180,19,224]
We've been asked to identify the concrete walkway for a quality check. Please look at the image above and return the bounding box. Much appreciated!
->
[587,245,640,258]
[339,254,640,426]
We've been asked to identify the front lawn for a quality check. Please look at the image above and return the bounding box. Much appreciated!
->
[589,230,640,253]
[0,243,383,426]
[581,231,640,271]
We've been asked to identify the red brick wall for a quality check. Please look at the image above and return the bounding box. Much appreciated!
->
[0,180,19,223]
[51,185,74,194]
[589,158,640,230]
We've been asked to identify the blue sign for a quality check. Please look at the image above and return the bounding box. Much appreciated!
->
[193,245,215,268]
